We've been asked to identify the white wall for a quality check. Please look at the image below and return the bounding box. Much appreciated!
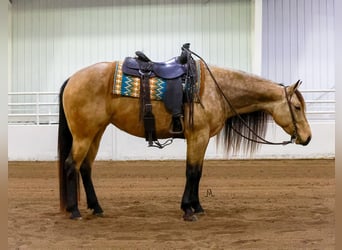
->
[8,121,334,161]
[260,0,335,122]
[261,0,335,91]
[8,0,12,92]
[11,0,252,94]
[8,0,335,160]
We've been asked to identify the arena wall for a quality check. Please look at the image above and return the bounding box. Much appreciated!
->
[8,0,335,160]
[8,121,334,161]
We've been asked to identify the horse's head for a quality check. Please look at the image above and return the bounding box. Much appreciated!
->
[272,80,312,146]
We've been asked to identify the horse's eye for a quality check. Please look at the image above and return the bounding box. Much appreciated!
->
[294,105,301,111]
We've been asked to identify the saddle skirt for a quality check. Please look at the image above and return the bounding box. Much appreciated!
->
[113,60,203,102]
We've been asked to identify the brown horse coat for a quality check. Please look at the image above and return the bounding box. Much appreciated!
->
[58,60,311,220]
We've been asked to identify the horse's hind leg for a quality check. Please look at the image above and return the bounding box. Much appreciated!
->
[80,128,106,216]
[80,160,103,216]
[65,138,93,219]
[64,155,80,219]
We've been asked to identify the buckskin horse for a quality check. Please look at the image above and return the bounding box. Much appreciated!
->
[58,46,312,221]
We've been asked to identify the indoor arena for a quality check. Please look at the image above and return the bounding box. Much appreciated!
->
[8,0,335,249]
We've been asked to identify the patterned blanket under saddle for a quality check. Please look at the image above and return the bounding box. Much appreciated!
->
[113,61,202,101]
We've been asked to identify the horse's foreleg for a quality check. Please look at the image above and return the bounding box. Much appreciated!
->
[181,161,204,221]
[191,167,205,214]
[182,132,209,221]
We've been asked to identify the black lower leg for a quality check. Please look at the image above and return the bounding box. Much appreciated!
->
[80,161,103,215]
[181,177,195,219]
[181,163,204,219]
[65,157,81,219]
[192,177,204,214]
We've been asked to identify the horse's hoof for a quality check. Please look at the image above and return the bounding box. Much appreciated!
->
[92,205,104,216]
[70,215,82,220]
[93,212,104,217]
[183,214,198,222]
[69,210,82,220]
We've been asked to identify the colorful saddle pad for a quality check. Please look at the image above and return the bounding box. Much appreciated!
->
[113,61,202,101]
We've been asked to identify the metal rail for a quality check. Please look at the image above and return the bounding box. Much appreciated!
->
[8,92,59,125]
[8,89,335,125]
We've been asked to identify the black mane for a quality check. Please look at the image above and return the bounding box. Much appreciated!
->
[217,111,269,156]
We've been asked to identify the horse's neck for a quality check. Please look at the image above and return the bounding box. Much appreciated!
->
[216,68,283,115]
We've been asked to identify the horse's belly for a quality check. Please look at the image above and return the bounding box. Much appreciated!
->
[110,97,173,139]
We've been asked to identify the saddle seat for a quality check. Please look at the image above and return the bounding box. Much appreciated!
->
[122,51,187,80]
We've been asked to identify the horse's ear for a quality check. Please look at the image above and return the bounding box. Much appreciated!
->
[288,80,302,96]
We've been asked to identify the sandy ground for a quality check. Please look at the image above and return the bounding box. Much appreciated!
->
[8,159,334,249]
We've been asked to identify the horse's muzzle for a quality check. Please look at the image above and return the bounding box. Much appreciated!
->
[300,135,311,146]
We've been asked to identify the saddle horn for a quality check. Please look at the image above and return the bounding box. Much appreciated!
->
[135,51,152,62]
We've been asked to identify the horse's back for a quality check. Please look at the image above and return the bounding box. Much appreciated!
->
[69,61,116,88]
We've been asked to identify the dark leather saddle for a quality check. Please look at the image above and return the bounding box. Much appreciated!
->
[120,43,196,147]
[122,52,187,79]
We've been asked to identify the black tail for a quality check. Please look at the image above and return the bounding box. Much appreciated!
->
[58,79,72,212]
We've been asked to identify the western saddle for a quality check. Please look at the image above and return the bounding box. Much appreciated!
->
[121,43,197,147]
[122,51,188,79]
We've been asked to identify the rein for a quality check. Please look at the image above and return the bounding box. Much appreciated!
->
[182,46,297,146]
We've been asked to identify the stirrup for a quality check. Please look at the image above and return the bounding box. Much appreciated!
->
[169,116,184,135]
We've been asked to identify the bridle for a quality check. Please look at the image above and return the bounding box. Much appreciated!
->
[182,45,298,146]
[283,83,299,143]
